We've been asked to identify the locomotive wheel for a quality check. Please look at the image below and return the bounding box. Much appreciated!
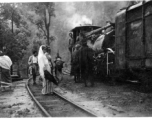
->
[138,71,152,92]
[110,69,129,85]
[74,75,77,83]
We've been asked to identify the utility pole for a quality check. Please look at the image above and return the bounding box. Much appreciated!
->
[12,11,14,33]
[0,19,2,51]
[10,3,15,34]
[10,5,14,75]
[10,3,17,76]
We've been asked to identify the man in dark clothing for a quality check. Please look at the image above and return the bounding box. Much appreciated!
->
[54,52,64,82]
[80,40,94,87]
[71,44,81,83]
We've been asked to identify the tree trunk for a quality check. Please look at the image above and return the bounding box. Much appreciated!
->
[44,8,50,46]
[12,12,14,33]
[46,26,50,45]
[10,12,14,75]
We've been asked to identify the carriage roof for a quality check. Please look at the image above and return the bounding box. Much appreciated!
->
[70,25,101,32]
[117,0,151,14]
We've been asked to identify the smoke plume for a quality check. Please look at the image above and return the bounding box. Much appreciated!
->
[50,1,132,63]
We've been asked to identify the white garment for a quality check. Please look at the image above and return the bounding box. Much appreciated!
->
[0,55,12,70]
[28,55,38,65]
[87,34,105,51]
[38,45,53,95]
[32,56,38,63]
[38,45,51,79]
[93,34,105,51]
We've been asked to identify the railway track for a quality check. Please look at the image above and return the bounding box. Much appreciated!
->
[26,78,97,117]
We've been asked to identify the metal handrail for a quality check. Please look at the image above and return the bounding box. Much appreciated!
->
[106,49,115,75]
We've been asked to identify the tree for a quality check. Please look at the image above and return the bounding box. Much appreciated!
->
[0,21,29,62]
[0,3,21,33]
[0,3,30,62]
[29,2,56,45]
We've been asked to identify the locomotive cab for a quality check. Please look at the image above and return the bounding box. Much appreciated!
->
[68,25,101,54]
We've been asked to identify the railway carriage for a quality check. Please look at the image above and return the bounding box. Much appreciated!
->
[69,1,152,90]
[114,0,152,90]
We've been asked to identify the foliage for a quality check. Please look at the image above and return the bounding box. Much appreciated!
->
[28,2,56,45]
[0,3,21,27]
[0,22,30,62]
[0,3,56,66]
[0,3,30,62]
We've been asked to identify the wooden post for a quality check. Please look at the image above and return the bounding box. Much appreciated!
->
[11,65,13,75]
[0,67,2,88]
[27,65,29,78]
[107,52,109,75]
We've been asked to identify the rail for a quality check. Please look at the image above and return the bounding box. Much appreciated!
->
[53,91,97,117]
[26,78,51,117]
[26,77,98,117]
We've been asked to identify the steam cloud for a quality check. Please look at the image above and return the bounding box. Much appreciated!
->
[69,14,92,28]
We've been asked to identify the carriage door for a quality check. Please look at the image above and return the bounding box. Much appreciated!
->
[145,2,152,68]
[126,6,144,68]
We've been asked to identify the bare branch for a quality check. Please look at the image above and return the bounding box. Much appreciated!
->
[38,24,46,37]
[48,13,51,27]
[44,9,47,32]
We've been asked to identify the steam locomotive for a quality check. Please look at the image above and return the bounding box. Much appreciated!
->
[69,1,152,90]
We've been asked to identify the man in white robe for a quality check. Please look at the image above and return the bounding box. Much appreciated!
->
[0,51,12,90]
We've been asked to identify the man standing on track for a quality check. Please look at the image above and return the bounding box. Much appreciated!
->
[28,50,38,85]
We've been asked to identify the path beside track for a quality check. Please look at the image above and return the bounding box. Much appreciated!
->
[56,74,152,117]
[0,80,43,117]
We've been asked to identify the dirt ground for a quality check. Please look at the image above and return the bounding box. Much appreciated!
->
[1,74,152,117]
[0,80,43,118]
[55,74,152,117]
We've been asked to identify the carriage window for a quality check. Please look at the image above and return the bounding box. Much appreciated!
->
[127,20,144,57]
[127,20,142,38]
[127,7,142,22]
[145,15,152,54]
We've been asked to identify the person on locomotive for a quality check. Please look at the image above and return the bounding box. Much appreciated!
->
[68,33,74,53]
[76,32,85,45]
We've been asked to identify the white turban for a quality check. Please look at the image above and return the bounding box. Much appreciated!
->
[0,55,12,70]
